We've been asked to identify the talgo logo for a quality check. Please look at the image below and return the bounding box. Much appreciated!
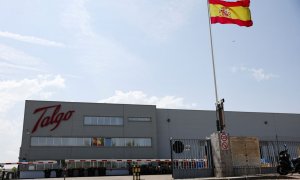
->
[31,104,75,133]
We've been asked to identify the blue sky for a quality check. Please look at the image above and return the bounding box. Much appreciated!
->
[0,0,299,163]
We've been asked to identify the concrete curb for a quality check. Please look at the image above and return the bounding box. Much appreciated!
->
[193,173,300,179]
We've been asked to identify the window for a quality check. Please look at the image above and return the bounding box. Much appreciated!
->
[31,137,38,146]
[112,138,125,147]
[128,117,151,122]
[97,118,105,125]
[53,138,61,146]
[63,138,76,146]
[111,138,151,147]
[31,137,151,147]
[92,137,104,147]
[125,138,134,147]
[31,137,91,147]
[105,138,112,147]
[134,138,152,147]
[46,137,54,145]
[38,137,47,146]
[84,138,91,146]
[84,116,123,126]
[84,117,92,125]
[76,138,84,146]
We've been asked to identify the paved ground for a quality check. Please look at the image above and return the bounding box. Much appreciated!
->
[25,175,172,180]
[200,174,300,179]
[23,174,300,180]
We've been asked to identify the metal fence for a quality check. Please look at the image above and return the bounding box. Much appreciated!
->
[170,139,214,179]
[259,140,300,174]
[231,140,300,175]
[170,139,300,178]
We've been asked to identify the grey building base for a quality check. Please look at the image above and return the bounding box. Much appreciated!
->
[172,169,213,179]
[232,167,277,176]
[19,171,48,179]
[106,169,129,176]
[260,167,277,174]
[233,166,260,176]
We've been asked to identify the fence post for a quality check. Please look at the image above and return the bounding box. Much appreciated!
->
[169,137,173,178]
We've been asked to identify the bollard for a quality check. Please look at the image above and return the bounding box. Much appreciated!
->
[132,166,135,180]
[132,165,141,180]
[1,171,5,180]
[63,167,67,180]
[137,166,141,180]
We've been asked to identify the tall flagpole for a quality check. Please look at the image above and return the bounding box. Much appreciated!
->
[206,0,219,104]
[206,0,226,132]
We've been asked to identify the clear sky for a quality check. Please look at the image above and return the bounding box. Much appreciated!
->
[0,0,299,163]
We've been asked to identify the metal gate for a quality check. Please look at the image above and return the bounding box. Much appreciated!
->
[170,138,214,179]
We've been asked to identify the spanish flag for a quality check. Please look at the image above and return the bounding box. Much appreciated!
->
[209,0,253,27]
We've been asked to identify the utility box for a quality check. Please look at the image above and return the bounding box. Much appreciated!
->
[230,137,261,175]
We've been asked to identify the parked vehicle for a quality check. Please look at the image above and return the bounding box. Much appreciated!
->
[277,144,300,175]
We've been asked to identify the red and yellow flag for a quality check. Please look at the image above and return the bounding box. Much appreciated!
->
[209,0,253,27]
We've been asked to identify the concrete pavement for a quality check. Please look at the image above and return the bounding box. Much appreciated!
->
[23,173,300,180]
